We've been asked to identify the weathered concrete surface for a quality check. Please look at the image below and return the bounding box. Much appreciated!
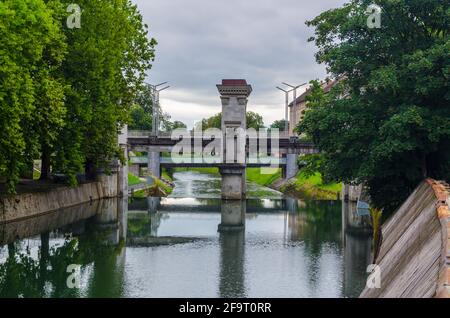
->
[286,154,299,179]
[360,179,450,298]
[219,167,246,200]
[0,198,122,246]
[218,200,246,232]
[0,174,120,224]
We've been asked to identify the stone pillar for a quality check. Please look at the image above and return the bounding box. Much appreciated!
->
[219,167,246,200]
[118,125,128,197]
[218,199,246,232]
[217,79,252,200]
[286,153,298,179]
[147,148,161,183]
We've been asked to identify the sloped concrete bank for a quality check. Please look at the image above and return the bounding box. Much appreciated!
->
[360,179,449,298]
[0,174,122,224]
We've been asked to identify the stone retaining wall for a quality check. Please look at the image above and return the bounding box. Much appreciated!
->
[0,174,121,224]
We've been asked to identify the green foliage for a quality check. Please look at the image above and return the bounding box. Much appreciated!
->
[55,0,156,181]
[370,207,383,263]
[128,172,142,186]
[129,103,153,131]
[0,0,157,192]
[298,0,450,213]
[0,0,67,192]
[246,168,281,186]
[197,111,265,130]
[281,170,342,200]
[269,119,288,132]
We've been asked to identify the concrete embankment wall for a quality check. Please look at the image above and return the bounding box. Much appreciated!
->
[360,179,450,298]
[0,174,121,224]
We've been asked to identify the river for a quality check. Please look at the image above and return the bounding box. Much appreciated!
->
[0,170,371,298]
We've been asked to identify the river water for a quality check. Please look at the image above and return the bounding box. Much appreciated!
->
[0,170,371,298]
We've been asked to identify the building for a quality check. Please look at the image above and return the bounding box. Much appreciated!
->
[288,79,337,136]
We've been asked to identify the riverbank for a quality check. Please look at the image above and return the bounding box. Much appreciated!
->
[128,171,174,198]
[0,174,121,224]
[169,167,341,200]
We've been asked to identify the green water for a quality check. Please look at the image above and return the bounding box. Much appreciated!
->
[0,171,371,298]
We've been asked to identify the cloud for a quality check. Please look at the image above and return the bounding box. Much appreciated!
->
[132,0,347,128]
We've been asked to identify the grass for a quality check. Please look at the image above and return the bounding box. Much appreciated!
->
[281,171,342,200]
[246,168,281,187]
[128,172,143,186]
[161,169,173,182]
[132,176,173,198]
[174,167,281,187]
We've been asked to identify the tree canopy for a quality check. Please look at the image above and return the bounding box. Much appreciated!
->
[270,119,288,132]
[296,0,450,213]
[197,111,265,130]
[0,0,157,192]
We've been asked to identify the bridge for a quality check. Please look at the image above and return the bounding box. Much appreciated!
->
[123,79,319,203]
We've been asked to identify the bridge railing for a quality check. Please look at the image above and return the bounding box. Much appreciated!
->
[128,130,293,139]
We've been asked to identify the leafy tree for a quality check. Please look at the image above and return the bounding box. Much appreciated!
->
[269,119,288,132]
[129,104,153,131]
[197,111,265,130]
[55,0,157,181]
[164,120,187,132]
[0,0,66,192]
[297,0,450,213]
[128,84,177,131]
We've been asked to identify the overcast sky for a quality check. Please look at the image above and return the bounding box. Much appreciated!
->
[132,0,347,128]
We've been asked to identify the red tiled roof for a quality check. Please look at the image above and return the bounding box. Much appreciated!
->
[221,79,248,86]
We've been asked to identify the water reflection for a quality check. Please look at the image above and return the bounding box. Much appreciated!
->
[0,182,372,298]
[0,198,127,298]
[219,229,246,298]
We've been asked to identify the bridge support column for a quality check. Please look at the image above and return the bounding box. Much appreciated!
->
[220,167,246,200]
[218,199,246,232]
[286,154,298,179]
[147,149,161,183]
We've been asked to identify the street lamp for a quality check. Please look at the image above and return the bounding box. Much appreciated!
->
[147,82,170,136]
[276,86,294,134]
[281,82,307,134]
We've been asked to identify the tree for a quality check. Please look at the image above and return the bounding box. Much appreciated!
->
[197,112,265,130]
[269,120,288,132]
[246,111,265,130]
[297,0,450,213]
[55,0,157,181]
[0,0,66,192]
[164,120,187,132]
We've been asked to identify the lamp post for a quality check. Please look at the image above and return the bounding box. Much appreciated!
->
[276,86,294,134]
[148,82,170,136]
[281,82,307,135]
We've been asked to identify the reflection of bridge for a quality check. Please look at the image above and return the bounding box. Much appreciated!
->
[125,79,319,200]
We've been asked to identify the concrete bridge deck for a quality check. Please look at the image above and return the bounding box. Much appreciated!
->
[130,156,287,168]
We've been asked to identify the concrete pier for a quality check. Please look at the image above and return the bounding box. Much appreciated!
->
[217,79,252,200]
[147,149,161,183]
[219,167,246,200]
[286,153,298,179]
[218,199,246,232]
